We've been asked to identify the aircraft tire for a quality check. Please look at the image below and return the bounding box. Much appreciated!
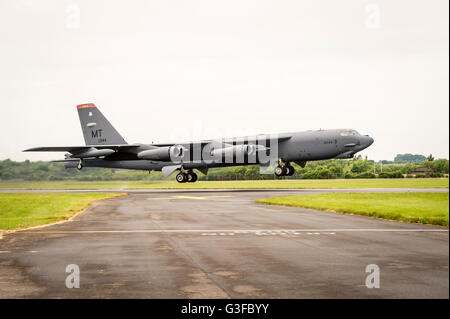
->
[285,165,295,176]
[176,172,187,183]
[274,166,286,177]
[77,162,83,170]
[189,172,198,183]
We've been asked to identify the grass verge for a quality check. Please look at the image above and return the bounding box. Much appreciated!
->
[255,192,449,226]
[0,193,125,230]
[0,178,448,190]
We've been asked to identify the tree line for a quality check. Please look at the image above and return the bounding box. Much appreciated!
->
[0,155,448,181]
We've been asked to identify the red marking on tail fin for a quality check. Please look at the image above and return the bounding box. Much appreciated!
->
[77,103,96,109]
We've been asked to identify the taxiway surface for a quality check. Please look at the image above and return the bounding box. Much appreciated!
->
[0,189,448,298]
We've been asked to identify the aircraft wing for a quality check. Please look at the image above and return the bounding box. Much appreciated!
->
[151,134,293,147]
[24,146,91,152]
[50,159,81,162]
[23,144,140,153]
[222,134,292,144]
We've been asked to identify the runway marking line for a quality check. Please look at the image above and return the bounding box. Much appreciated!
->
[17,228,449,234]
[147,195,233,200]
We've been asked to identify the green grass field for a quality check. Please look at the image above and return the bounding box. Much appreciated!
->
[0,178,447,190]
[0,193,124,230]
[256,192,449,226]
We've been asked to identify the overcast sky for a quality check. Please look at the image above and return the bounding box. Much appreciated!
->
[0,0,448,162]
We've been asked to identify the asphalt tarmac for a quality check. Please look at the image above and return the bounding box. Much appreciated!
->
[0,189,448,298]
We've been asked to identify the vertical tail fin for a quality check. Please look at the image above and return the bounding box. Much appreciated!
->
[77,103,127,145]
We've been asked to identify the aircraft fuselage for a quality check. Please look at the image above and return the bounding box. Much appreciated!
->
[25,103,374,183]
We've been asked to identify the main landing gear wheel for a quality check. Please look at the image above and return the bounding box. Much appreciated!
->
[285,165,295,176]
[176,172,187,183]
[275,162,295,177]
[274,166,287,177]
[77,161,83,170]
[187,172,198,183]
[176,171,198,183]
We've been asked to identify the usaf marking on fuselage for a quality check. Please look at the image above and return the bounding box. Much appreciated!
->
[24,103,374,183]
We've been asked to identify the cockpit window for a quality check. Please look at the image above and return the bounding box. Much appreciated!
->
[340,130,359,136]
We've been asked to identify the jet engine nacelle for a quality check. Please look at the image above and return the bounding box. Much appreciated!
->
[137,145,184,161]
[210,144,256,158]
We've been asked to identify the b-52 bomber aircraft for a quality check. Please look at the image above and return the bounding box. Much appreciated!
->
[24,103,374,183]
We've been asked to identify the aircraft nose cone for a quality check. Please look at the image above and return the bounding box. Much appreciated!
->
[365,136,374,146]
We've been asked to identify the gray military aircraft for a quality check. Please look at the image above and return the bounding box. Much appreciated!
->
[24,103,374,183]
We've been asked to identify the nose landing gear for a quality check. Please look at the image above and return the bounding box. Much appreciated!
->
[77,160,83,170]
